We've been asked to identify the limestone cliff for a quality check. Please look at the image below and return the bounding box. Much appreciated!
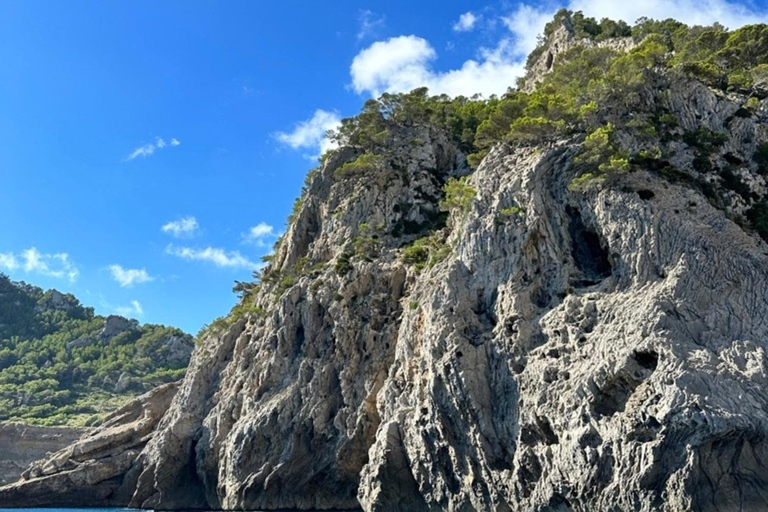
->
[0,424,86,486]
[3,15,768,512]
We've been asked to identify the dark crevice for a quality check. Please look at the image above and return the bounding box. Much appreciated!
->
[566,206,612,287]
[637,189,655,200]
[536,416,559,445]
[592,351,659,418]
[547,493,573,511]
[545,52,554,70]
[517,451,542,497]
[634,350,659,371]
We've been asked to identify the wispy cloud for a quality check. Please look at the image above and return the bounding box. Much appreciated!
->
[274,109,341,159]
[453,12,479,32]
[115,300,144,318]
[243,222,278,247]
[358,9,386,40]
[161,216,200,238]
[108,264,154,287]
[126,136,181,161]
[0,253,19,271]
[0,248,79,282]
[165,244,259,270]
[350,0,768,98]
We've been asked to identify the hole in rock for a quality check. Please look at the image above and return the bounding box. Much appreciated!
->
[566,207,612,286]
[547,493,573,511]
[517,451,543,495]
[531,287,551,308]
[537,416,559,445]
[545,51,554,70]
[592,351,659,418]
[637,189,655,200]
[633,350,659,371]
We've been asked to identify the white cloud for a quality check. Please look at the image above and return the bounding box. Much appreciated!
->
[358,9,386,40]
[350,0,767,99]
[115,300,143,318]
[243,222,278,247]
[351,36,435,96]
[274,109,341,158]
[0,253,19,271]
[1,248,80,282]
[108,264,154,287]
[350,35,523,97]
[566,0,764,29]
[161,216,200,238]
[453,12,479,32]
[126,136,181,161]
[165,245,259,270]
[502,5,558,59]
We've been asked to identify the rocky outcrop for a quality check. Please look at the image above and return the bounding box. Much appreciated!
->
[523,21,635,92]
[4,34,768,512]
[359,141,768,511]
[99,315,138,340]
[0,382,177,507]
[0,424,86,486]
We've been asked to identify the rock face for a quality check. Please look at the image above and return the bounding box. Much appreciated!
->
[4,37,768,512]
[0,424,86,486]
[99,315,137,340]
[0,383,177,507]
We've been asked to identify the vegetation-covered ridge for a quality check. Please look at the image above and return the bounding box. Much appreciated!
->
[319,10,768,233]
[0,274,194,426]
[208,10,768,336]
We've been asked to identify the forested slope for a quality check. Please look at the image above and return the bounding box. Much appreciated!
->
[0,274,193,426]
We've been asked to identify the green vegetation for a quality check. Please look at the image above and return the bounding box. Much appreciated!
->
[272,11,768,288]
[0,275,193,426]
[353,222,384,261]
[681,127,728,173]
[440,176,476,214]
[754,143,768,174]
[328,87,499,166]
[402,231,451,271]
[500,205,524,216]
[746,201,768,241]
[569,124,631,188]
[335,250,353,276]
[316,11,768,198]
[336,153,386,177]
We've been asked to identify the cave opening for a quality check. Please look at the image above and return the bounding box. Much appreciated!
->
[566,206,612,287]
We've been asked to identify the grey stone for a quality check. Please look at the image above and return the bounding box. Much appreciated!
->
[4,46,768,512]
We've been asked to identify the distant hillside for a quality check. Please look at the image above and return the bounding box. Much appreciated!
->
[0,273,194,426]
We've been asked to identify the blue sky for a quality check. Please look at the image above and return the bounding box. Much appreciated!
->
[2,0,766,334]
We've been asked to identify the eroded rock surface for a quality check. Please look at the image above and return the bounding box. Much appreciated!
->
[0,382,177,507]
[4,36,768,512]
[0,424,86,486]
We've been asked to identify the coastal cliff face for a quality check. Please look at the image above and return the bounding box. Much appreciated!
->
[0,424,86,486]
[0,383,177,507]
[4,16,768,512]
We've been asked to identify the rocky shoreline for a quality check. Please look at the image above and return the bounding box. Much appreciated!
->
[0,424,87,487]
